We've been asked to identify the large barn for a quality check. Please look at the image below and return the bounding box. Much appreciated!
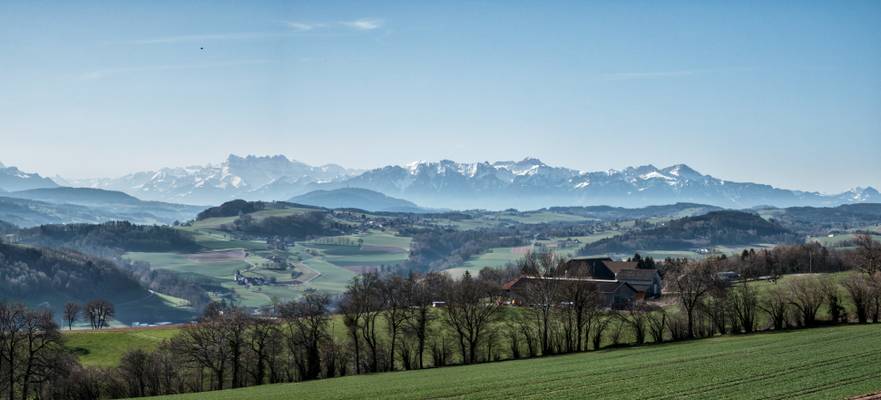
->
[502,276,639,309]
[565,256,663,298]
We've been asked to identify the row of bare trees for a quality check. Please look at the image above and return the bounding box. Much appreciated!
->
[62,300,115,331]
[667,234,881,339]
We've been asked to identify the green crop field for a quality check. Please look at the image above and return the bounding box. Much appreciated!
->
[807,233,881,248]
[152,324,881,400]
[444,246,528,279]
[65,327,181,367]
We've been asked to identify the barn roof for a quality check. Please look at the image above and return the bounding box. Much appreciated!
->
[501,275,635,294]
[602,261,639,274]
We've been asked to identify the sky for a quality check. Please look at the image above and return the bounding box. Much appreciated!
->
[1,1,879,193]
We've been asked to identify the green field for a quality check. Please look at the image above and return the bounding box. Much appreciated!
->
[153,324,881,400]
[807,233,881,248]
[444,246,528,278]
[121,230,412,307]
[65,327,181,367]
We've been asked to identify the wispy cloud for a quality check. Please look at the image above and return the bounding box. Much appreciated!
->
[131,18,385,45]
[80,59,270,80]
[600,67,756,82]
[340,18,383,31]
[285,21,325,31]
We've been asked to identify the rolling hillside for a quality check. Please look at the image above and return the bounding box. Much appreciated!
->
[0,242,192,324]
[0,187,204,226]
[290,188,423,212]
[152,324,881,400]
[580,210,800,255]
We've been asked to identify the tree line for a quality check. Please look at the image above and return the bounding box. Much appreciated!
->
[2,235,879,399]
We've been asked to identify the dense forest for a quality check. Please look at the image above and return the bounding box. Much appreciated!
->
[580,211,801,255]
[766,203,881,235]
[196,200,324,220]
[0,242,190,323]
[19,221,200,253]
[0,219,16,234]
[221,211,354,240]
[196,199,269,220]
[3,221,213,316]
[545,203,722,221]
[405,228,527,271]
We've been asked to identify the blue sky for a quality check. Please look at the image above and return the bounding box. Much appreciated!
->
[1,1,879,193]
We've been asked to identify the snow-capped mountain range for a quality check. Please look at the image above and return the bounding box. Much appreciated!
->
[0,162,59,192]
[333,158,881,209]
[59,155,360,205]
[3,156,879,210]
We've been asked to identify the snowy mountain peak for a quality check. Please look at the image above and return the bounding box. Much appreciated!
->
[843,186,881,202]
[0,163,59,192]
[662,164,702,179]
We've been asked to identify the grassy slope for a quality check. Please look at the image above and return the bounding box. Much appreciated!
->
[65,327,181,368]
[153,324,881,400]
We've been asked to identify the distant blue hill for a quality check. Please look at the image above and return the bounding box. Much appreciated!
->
[290,188,424,213]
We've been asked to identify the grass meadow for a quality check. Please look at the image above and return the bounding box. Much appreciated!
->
[149,324,881,400]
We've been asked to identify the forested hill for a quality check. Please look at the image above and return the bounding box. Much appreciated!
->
[290,188,423,212]
[0,242,191,323]
[196,199,323,220]
[579,210,800,255]
[761,203,881,234]
[18,221,200,253]
[197,200,352,240]
[0,220,16,234]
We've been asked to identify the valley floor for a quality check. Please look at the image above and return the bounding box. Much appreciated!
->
[151,324,881,400]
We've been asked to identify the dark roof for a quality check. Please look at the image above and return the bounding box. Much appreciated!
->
[603,261,639,274]
[569,256,613,262]
[502,275,635,294]
[615,268,661,281]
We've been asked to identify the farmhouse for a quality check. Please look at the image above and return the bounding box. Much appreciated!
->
[234,270,266,286]
[565,256,662,298]
[502,276,638,309]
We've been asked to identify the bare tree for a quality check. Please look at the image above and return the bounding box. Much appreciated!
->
[84,299,114,330]
[624,302,653,345]
[353,274,385,372]
[6,307,63,400]
[787,276,828,327]
[842,273,873,324]
[670,260,718,338]
[172,318,229,390]
[760,284,789,330]
[518,251,563,355]
[278,291,330,381]
[853,235,881,322]
[381,276,411,370]
[118,349,150,397]
[441,271,502,364]
[854,234,881,276]
[338,291,364,374]
[591,312,614,350]
[729,282,759,333]
[646,308,668,343]
[404,272,440,369]
[246,317,279,385]
[63,303,80,331]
